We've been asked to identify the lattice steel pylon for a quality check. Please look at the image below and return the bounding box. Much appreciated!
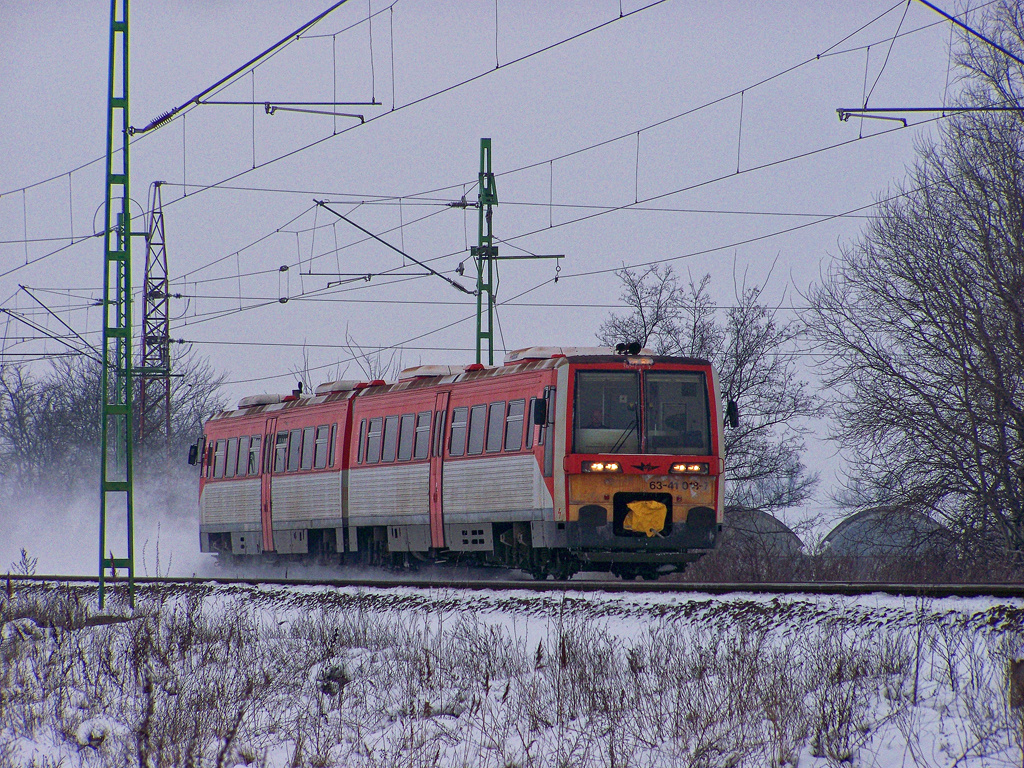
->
[99,0,135,609]
[139,181,171,451]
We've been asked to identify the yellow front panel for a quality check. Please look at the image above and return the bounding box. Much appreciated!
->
[567,473,717,522]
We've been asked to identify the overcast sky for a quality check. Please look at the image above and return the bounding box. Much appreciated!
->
[0,0,979,529]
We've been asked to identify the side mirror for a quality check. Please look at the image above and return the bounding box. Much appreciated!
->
[532,398,548,426]
[725,400,739,428]
[187,443,199,466]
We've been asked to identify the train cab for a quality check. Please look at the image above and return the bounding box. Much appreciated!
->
[506,346,725,578]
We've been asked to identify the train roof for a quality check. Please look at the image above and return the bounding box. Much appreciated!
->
[211,346,713,421]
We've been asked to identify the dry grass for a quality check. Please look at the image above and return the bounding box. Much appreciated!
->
[1,580,1021,767]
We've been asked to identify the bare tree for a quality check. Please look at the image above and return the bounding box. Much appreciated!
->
[340,325,405,381]
[807,1,1024,558]
[0,350,226,492]
[599,265,818,511]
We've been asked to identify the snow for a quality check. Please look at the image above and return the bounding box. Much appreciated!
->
[2,580,1024,766]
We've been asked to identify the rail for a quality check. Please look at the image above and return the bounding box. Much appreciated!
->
[5,574,1024,600]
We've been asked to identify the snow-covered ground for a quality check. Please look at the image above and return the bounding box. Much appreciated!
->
[3,580,1024,767]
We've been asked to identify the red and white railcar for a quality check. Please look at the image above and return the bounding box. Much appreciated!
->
[196,346,726,579]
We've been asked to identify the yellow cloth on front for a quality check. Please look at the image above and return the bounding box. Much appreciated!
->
[623,500,667,537]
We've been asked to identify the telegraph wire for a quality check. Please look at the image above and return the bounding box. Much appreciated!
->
[556,180,935,281]
[816,0,998,60]
[0,2,983,357]
[496,117,947,271]
[0,0,957,285]
[2,0,989,203]
[0,0,397,198]
[10,285,819,312]
[218,273,555,386]
[1,109,938,347]
[169,113,931,329]
[176,89,928,291]
[134,183,876,219]
[174,200,451,285]
[155,0,674,212]
[864,0,912,108]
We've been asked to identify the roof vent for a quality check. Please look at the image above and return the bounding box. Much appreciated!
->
[237,393,282,409]
[504,346,653,364]
[313,379,361,395]
[398,364,467,380]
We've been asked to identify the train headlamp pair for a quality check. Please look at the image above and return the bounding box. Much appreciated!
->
[582,461,621,473]
[670,462,708,474]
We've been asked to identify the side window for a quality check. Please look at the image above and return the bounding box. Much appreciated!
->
[314,425,330,469]
[205,444,214,478]
[357,419,367,464]
[237,436,250,475]
[526,398,536,449]
[414,411,431,459]
[449,407,468,457]
[299,426,314,470]
[397,414,415,461]
[287,429,302,472]
[505,399,525,451]
[366,418,383,464]
[382,415,400,462]
[213,439,227,478]
[249,436,261,475]
[274,432,289,472]
[486,401,505,453]
[225,438,238,478]
[467,404,487,455]
[329,423,337,467]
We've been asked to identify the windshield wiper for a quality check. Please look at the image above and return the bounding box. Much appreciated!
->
[610,404,639,453]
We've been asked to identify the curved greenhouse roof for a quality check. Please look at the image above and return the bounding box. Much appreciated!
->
[722,506,803,556]
[823,506,947,558]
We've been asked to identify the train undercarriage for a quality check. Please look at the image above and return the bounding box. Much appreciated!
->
[205,516,717,581]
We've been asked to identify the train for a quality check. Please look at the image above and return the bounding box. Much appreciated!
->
[192,345,730,579]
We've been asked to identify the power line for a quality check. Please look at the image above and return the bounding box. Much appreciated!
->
[167,117,931,338]
[154,0,676,212]
[178,100,927,295]
[2,0,988,209]
[3,116,935,355]
[0,0,950,285]
[0,2,975,368]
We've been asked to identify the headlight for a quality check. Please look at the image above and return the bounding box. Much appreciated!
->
[670,462,708,474]
[583,461,622,473]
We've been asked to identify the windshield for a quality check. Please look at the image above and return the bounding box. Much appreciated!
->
[573,371,640,453]
[645,371,710,455]
[573,369,710,455]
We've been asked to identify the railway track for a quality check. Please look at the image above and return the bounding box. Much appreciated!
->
[7,573,1024,600]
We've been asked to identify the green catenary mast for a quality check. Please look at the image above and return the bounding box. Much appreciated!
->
[473,138,498,366]
[99,0,135,609]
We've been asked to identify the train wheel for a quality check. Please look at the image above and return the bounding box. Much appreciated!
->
[612,565,638,580]
[639,568,659,581]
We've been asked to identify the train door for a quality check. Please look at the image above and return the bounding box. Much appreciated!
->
[261,417,277,552]
[429,391,449,548]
